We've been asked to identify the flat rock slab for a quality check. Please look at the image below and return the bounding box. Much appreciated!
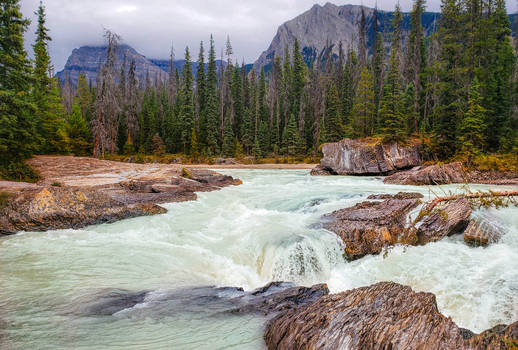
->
[323,196,421,260]
[264,281,518,350]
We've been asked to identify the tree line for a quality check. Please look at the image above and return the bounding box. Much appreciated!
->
[1,0,517,181]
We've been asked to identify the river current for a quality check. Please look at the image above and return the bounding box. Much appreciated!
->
[1,169,517,349]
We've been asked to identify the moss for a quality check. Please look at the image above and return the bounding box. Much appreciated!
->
[181,167,192,178]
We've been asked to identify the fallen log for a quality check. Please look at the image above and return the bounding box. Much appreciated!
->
[426,190,518,211]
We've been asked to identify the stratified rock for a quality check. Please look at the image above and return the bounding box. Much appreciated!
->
[463,219,502,246]
[264,282,468,350]
[367,192,424,200]
[414,198,472,244]
[188,169,240,188]
[317,139,421,176]
[323,197,421,260]
[264,281,518,350]
[150,184,183,193]
[72,282,329,318]
[0,187,166,235]
[384,162,467,185]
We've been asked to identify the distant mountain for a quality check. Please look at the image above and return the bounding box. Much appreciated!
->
[56,45,246,86]
[254,3,440,71]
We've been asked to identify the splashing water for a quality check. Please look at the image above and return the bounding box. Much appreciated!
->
[0,169,517,349]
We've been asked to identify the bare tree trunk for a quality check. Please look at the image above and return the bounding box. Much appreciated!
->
[426,191,518,211]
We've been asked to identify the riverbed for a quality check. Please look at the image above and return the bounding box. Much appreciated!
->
[1,169,517,349]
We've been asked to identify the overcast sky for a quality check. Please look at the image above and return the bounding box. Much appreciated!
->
[20,0,516,71]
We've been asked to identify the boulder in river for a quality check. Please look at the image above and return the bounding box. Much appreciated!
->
[384,162,468,185]
[323,195,421,260]
[314,138,421,176]
[72,282,329,318]
[414,197,472,244]
[463,218,502,246]
[264,281,518,350]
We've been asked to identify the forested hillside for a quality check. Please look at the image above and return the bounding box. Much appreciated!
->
[1,0,517,181]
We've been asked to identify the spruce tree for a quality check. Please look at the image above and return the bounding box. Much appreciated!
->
[204,35,219,155]
[67,103,91,156]
[282,114,299,156]
[179,46,194,153]
[325,82,343,142]
[0,0,38,180]
[350,67,376,138]
[459,78,486,163]
[222,114,235,157]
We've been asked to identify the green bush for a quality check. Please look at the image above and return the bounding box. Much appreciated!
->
[0,161,40,183]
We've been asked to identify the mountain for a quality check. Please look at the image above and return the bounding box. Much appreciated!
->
[56,45,237,86]
[254,3,440,70]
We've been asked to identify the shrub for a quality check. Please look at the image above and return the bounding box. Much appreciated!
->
[0,161,40,183]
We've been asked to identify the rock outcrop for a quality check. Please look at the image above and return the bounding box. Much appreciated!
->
[264,281,518,350]
[72,282,329,318]
[0,186,167,234]
[414,197,472,244]
[384,162,468,185]
[314,139,421,176]
[0,156,242,234]
[323,195,421,260]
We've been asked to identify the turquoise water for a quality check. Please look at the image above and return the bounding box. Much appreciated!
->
[1,170,517,349]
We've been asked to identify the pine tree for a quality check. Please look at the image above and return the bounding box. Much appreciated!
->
[33,1,70,154]
[179,46,194,153]
[204,35,219,155]
[379,4,407,143]
[0,0,38,180]
[282,114,299,156]
[222,114,235,157]
[459,78,486,162]
[325,82,343,142]
[350,67,376,138]
[67,103,91,156]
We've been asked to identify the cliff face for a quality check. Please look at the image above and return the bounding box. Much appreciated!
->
[254,3,440,70]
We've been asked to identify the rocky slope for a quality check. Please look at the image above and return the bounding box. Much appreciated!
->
[255,3,440,70]
[313,139,421,176]
[264,281,518,350]
[0,156,241,234]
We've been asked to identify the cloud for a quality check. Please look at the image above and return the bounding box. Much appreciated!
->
[20,0,516,72]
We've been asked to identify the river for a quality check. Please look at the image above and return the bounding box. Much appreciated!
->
[1,169,517,349]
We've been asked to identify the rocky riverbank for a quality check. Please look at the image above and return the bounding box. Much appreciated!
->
[311,139,518,185]
[0,156,241,235]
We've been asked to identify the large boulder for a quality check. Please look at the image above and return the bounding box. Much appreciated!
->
[0,186,166,235]
[414,197,472,244]
[384,162,468,185]
[264,281,518,350]
[315,139,421,176]
[323,196,421,260]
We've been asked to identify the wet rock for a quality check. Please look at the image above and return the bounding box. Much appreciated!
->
[188,169,239,188]
[323,197,421,260]
[0,187,166,235]
[316,138,421,176]
[414,197,472,244]
[73,282,329,318]
[384,162,467,185]
[367,192,423,200]
[309,165,335,176]
[264,281,518,350]
[463,219,502,246]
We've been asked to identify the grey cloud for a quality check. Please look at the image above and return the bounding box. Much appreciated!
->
[20,0,515,71]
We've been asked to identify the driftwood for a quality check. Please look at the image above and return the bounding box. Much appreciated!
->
[426,190,518,211]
